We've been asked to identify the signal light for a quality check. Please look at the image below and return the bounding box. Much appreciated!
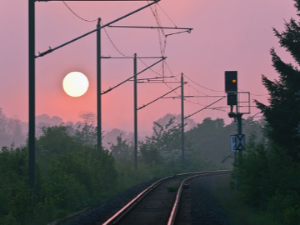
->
[225,71,238,92]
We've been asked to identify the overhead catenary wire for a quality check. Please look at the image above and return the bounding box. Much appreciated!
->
[138,85,182,110]
[157,3,177,27]
[61,0,177,87]
[101,21,169,77]
[185,97,226,119]
[62,0,226,113]
[183,74,223,93]
[61,0,177,81]
[146,2,216,104]
[148,2,168,75]
[62,1,98,22]
[99,10,202,104]
[101,21,128,57]
[36,1,160,58]
[102,57,166,95]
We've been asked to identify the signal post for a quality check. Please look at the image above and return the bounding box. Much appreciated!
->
[225,71,245,189]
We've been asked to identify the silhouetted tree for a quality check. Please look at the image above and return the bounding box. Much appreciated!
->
[255,0,300,161]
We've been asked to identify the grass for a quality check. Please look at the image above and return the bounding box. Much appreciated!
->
[211,173,282,225]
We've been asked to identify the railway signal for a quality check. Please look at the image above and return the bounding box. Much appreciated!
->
[225,71,237,92]
[225,71,237,106]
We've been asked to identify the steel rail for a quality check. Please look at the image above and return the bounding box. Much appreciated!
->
[167,170,231,225]
[103,170,230,225]
[102,175,173,225]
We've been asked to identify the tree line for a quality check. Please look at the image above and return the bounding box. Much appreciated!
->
[0,108,264,224]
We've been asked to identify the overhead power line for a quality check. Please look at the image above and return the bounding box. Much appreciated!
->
[36,1,160,58]
[102,57,166,94]
[157,3,177,27]
[183,74,223,93]
[61,0,217,110]
[138,85,182,110]
[100,21,128,57]
[62,1,98,22]
[185,97,226,119]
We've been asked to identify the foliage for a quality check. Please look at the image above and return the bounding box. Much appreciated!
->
[153,113,196,131]
[110,135,133,163]
[236,137,300,223]
[236,1,300,224]
[186,117,264,170]
[139,117,193,174]
[73,123,97,147]
[0,125,117,225]
[0,110,266,224]
[0,146,35,225]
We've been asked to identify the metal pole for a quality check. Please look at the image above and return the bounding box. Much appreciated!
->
[181,73,185,169]
[235,93,243,189]
[29,0,35,190]
[134,53,138,170]
[97,18,102,150]
[237,113,243,160]
[237,115,242,135]
[234,104,238,189]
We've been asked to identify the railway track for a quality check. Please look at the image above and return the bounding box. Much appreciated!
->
[102,170,230,225]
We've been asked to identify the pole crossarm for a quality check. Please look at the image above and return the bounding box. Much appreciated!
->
[138,84,182,110]
[101,56,163,59]
[136,81,180,83]
[163,95,226,98]
[129,76,175,82]
[35,0,160,58]
[132,76,175,80]
[37,0,158,2]
[102,57,165,94]
[108,25,193,38]
[108,25,193,32]
[184,96,226,119]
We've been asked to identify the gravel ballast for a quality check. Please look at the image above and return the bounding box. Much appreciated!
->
[189,173,231,225]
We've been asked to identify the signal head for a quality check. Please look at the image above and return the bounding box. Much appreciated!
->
[225,71,238,92]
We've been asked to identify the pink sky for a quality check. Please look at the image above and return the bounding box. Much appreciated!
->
[0,0,296,133]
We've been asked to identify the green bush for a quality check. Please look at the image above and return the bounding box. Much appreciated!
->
[236,135,300,224]
[0,125,117,225]
[282,207,300,225]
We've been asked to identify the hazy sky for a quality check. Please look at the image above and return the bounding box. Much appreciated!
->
[0,0,296,132]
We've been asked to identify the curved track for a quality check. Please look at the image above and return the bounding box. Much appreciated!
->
[102,170,230,225]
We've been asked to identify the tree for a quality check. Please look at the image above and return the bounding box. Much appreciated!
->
[109,135,133,163]
[0,108,9,148]
[140,117,192,173]
[237,2,300,222]
[153,113,196,133]
[0,108,26,149]
[255,0,300,161]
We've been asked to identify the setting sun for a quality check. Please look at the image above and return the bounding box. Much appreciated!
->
[62,72,89,97]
